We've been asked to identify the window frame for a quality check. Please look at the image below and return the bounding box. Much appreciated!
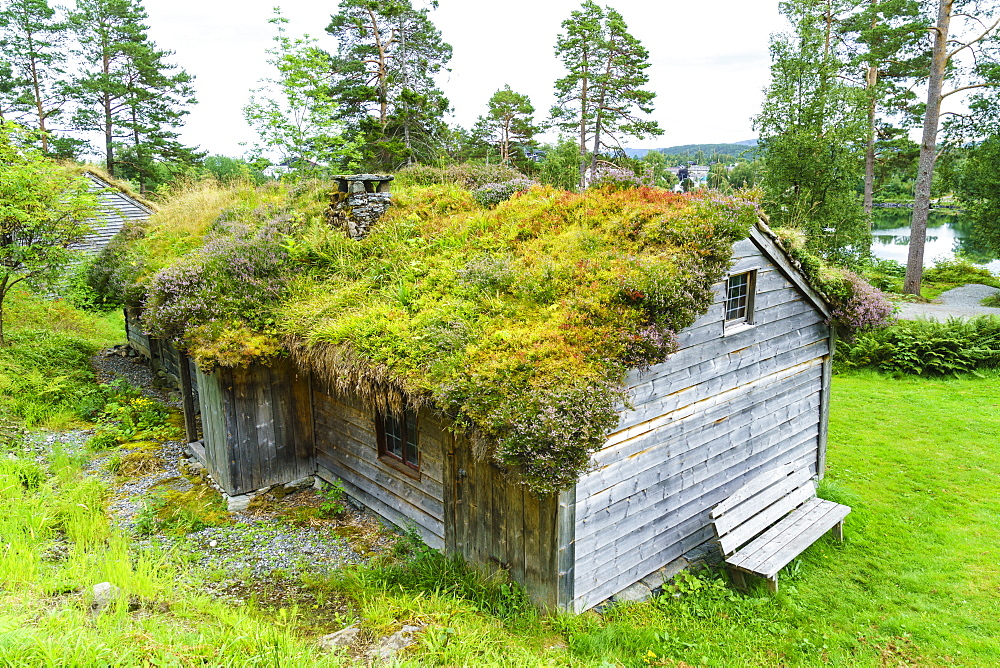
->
[375,407,420,478]
[724,269,758,334]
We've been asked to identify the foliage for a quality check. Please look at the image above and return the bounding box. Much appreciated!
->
[470,179,534,207]
[136,483,229,536]
[0,122,97,344]
[837,316,1000,375]
[536,136,584,191]
[317,479,347,519]
[68,0,199,189]
[393,162,525,189]
[130,183,755,492]
[91,393,177,444]
[326,0,452,171]
[755,2,870,262]
[551,1,662,189]
[773,227,895,338]
[141,220,294,364]
[921,257,1000,289]
[984,292,1000,308]
[958,134,1000,255]
[589,164,651,191]
[473,85,540,165]
[243,10,356,174]
[0,0,69,154]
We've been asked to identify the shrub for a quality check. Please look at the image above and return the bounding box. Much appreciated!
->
[837,316,1000,375]
[983,292,1000,308]
[471,179,535,207]
[825,271,896,336]
[589,165,651,191]
[143,220,293,350]
[393,163,526,190]
[86,432,120,450]
[922,257,1000,288]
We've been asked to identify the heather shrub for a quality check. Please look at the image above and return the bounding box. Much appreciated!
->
[394,163,525,190]
[825,271,896,336]
[142,220,292,358]
[837,316,1000,375]
[471,179,535,207]
[589,165,651,191]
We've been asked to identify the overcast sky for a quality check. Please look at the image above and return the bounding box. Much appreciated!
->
[141,0,790,158]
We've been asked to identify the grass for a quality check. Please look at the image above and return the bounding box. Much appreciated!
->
[3,289,999,665]
[0,289,123,428]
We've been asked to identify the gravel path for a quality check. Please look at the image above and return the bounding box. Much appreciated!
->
[894,283,1000,321]
[48,350,400,618]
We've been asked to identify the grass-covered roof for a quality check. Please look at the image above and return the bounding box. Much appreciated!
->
[99,181,759,491]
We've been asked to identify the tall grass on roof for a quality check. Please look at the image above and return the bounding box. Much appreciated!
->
[132,183,756,492]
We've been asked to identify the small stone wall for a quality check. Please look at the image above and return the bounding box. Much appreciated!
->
[328,174,393,240]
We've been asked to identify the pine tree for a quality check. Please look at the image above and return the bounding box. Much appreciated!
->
[0,0,70,153]
[838,0,928,215]
[68,0,197,186]
[551,1,661,190]
[473,85,540,165]
[326,0,452,170]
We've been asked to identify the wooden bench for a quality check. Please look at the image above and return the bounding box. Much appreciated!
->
[710,463,850,593]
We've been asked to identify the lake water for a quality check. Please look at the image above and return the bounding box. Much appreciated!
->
[870,209,1000,274]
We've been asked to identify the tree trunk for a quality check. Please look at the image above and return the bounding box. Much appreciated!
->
[102,47,115,175]
[863,65,878,217]
[0,276,8,346]
[578,75,588,191]
[904,0,951,295]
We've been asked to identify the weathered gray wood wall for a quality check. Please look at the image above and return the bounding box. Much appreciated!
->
[76,173,154,254]
[569,233,834,611]
[196,359,315,496]
[124,308,152,358]
[312,386,447,549]
[446,433,573,610]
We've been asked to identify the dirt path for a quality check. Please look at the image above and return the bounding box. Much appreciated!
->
[894,283,1000,321]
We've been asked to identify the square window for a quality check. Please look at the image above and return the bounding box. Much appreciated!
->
[377,408,419,472]
[725,270,756,325]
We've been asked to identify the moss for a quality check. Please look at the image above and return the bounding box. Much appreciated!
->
[113,181,759,492]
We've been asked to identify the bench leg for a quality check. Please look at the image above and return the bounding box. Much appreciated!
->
[767,574,778,594]
[728,567,748,592]
[832,519,844,542]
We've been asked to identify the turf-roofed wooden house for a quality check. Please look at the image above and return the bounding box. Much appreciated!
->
[125,177,836,611]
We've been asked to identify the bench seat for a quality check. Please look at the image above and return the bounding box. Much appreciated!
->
[711,463,850,593]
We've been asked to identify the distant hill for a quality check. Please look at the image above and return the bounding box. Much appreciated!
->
[623,141,759,159]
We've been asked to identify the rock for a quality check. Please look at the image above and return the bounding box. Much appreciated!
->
[613,580,652,604]
[281,476,314,496]
[318,625,360,652]
[367,625,422,663]
[91,582,121,614]
[227,494,251,512]
[641,557,688,591]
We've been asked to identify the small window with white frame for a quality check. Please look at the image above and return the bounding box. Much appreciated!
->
[724,270,757,328]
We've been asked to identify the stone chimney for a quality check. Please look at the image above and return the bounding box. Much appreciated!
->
[328,174,394,240]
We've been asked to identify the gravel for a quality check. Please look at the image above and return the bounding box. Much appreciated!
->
[895,283,1000,321]
[28,348,399,614]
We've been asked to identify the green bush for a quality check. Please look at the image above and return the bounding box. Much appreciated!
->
[922,257,1000,289]
[393,163,526,190]
[471,179,535,207]
[982,292,1000,308]
[837,316,1000,375]
[86,432,120,450]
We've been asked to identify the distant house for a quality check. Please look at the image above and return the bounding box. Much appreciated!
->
[75,171,155,254]
[133,179,836,611]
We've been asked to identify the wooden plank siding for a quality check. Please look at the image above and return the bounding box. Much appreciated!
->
[74,173,154,254]
[313,386,447,549]
[195,360,315,496]
[569,235,834,611]
[448,431,567,610]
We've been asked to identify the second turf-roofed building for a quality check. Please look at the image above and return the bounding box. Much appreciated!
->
[105,175,845,611]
